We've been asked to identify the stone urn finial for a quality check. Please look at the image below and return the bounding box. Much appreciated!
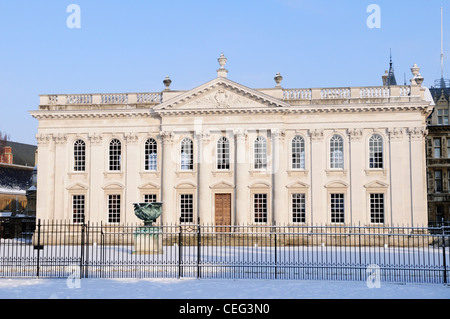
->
[217,53,228,78]
[410,63,424,86]
[274,72,283,88]
[163,76,172,91]
[133,202,163,226]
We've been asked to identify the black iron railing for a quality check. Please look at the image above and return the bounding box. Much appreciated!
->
[0,220,448,284]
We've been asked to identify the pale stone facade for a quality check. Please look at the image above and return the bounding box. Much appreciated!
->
[30,55,434,227]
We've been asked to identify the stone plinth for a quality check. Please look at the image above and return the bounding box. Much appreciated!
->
[132,226,163,254]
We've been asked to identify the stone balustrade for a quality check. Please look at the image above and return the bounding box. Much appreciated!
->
[38,85,422,110]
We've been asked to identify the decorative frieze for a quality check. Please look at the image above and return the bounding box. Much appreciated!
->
[124,133,139,144]
[53,134,68,144]
[88,133,103,145]
[347,128,363,141]
[160,131,174,143]
[388,127,405,140]
[36,133,52,145]
[309,129,324,141]
[408,127,428,140]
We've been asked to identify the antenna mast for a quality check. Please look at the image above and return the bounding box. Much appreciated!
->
[441,7,444,80]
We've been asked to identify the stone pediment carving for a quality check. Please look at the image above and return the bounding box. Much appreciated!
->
[138,181,160,189]
[324,181,349,188]
[210,181,235,189]
[364,181,389,189]
[154,77,289,114]
[286,181,310,189]
[66,183,89,191]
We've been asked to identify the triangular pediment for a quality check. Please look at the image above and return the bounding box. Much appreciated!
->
[154,77,289,113]
[364,181,389,189]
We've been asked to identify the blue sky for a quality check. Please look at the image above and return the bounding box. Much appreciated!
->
[0,0,449,145]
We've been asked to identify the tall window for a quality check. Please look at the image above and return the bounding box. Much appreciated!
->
[72,195,85,224]
[330,193,345,223]
[369,134,383,169]
[254,136,267,170]
[180,194,194,223]
[330,135,344,169]
[292,193,306,223]
[109,139,122,171]
[435,170,442,193]
[108,194,121,223]
[370,193,384,224]
[145,138,157,171]
[217,137,230,170]
[74,139,86,172]
[181,138,193,171]
[434,138,441,159]
[438,109,449,125]
[254,193,268,223]
[447,140,450,158]
[292,136,305,170]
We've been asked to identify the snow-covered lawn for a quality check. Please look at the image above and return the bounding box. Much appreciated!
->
[0,277,448,299]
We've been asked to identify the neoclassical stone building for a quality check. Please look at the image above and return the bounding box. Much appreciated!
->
[30,55,434,227]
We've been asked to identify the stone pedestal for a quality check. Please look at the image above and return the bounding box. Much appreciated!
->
[133,226,163,254]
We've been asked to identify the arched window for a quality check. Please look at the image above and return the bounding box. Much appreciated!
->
[369,134,383,169]
[292,136,305,170]
[74,139,86,172]
[254,136,267,170]
[145,138,158,171]
[109,139,122,171]
[181,138,193,171]
[217,137,230,170]
[330,134,344,169]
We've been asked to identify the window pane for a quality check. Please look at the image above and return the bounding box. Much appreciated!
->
[108,194,121,223]
[435,170,442,193]
[330,135,344,169]
[74,140,86,172]
[370,193,384,224]
[369,134,383,169]
[144,194,157,203]
[330,193,344,223]
[254,137,267,170]
[254,193,268,223]
[72,195,85,224]
[292,136,305,169]
[145,138,157,171]
[181,138,193,171]
[434,138,441,158]
[180,194,194,223]
[292,193,306,223]
[109,139,122,171]
[217,137,230,170]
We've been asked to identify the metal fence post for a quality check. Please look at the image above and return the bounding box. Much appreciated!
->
[178,225,182,279]
[80,223,85,279]
[442,219,447,284]
[197,219,201,279]
[35,219,41,278]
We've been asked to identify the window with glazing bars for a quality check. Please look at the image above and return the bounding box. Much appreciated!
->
[370,193,384,224]
[254,136,267,170]
[109,139,122,171]
[292,193,306,223]
[180,194,193,223]
[72,195,85,224]
[217,137,230,170]
[434,138,441,159]
[330,193,344,223]
[435,170,442,193]
[330,135,344,169]
[438,109,449,125]
[74,139,86,172]
[369,134,383,169]
[145,138,157,171]
[254,193,268,223]
[144,194,157,203]
[181,138,193,171]
[292,136,305,170]
[108,194,121,223]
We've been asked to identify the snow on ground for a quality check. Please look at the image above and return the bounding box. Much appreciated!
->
[0,278,448,300]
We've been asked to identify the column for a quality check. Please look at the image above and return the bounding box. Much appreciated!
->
[53,134,67,220]
[197,130,211,225]
[88,134,103,223]
[271,129,287,225]
[234,129,249,225]
[36,134,54,221]
[161,131,176,225]
[309,129,325,225]
[124,133,139,224]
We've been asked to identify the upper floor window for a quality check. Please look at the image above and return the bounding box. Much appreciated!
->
[434,138,441,158]
[437,109,449,125]
[254,136,267,170]
[109,139,122,171]
[217,137,230,170]
[73,139,86,172]
[330,134,344,169]
[369,134,383,169]
[181,138,193,171]
[145,138,157,171]
[292,136,305,170]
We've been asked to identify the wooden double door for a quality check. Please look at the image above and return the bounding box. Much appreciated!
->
[215,194,231,232]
